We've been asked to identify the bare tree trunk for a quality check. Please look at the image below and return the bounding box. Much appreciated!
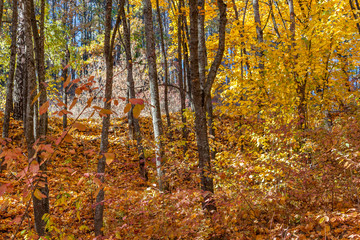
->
[189,0,226,211]
[120,1,147,180]
[197,0,216,160]
[252,0,264,70]
[2,0,18,138]
[155,0,171,128]
[177,0,188,152]
[181,9,193,109]
[95,0,113,235]
[95,0,122,235]
[14,0,27,121]
[0,0,4,33]
[62,48,70,130]
[24,0,49,236]
[143,0,167,191]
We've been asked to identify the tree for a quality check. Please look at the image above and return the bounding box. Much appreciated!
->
[188,0,227,210]
[155,0,171,128]
[2,0,18,138]
[13,0,27,122]
[177,0,188,152]
[119,0,147,180]
[94,0,122,235]
[143,0,167,191]
[0,0,4,33]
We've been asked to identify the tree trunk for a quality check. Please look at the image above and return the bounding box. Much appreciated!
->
[94,0,113,235]
[155,0,171,128]
[62,48,70,130]
[24,0,49,236]
[95,0,123,234]
[143,0,167,191]
[189,0,226,211]
[0,0,4,33]
[177,0,188,152]
[252,0,264,70]
[14,0,26,121]
[120,1,147,180]
[2,0,18,138]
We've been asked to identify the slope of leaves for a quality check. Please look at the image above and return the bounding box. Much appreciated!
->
[1,110,360,239]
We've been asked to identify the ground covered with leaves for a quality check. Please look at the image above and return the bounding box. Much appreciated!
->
[1,112,360,239]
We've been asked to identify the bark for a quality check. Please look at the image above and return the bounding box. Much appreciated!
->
[120,1,147,180]
[143,0,167,191]
[252,0,264,71]
[62,48,70,130]
[177,0,188,152]
[0,0,3,33]
[155,0,171,128]
[95,0,113,235]
[14,0,27,121]
[2,0,18,138]
[189,0,226,211]
[181,3,193,109]
[28,0,47,137]
[24,0,49,236]
[95,0,123,235]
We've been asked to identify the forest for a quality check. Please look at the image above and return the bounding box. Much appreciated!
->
[1,0,360,239]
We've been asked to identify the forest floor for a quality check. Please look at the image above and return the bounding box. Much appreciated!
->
[1,114,360,239]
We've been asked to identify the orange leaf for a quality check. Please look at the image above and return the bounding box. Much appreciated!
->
[133,104,142,118]
[63,74,71,89]
[88,76,95,82]
[124,103,131,114]
[31,91,41,105]
[87,97,94,107]
[104,153,115,165]
[114,99,119,106]
[77,177,85,186]
[73,122,86,131]
[100,109,112,115]
[69,98,78,110]
[64,134,73,143]
[34,189,47,200]
[29,161,39,173]
[75,87,82,95]
[39,101,49,115]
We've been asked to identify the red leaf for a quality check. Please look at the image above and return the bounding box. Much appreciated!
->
[129,98,144,105]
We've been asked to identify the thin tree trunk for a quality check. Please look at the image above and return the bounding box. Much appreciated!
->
[143,0,167,191]
[252,0,264,70]
[2,0,18,138]
[62,48,70,130]
[95,0,113,235]
[14,0,26,121]
[155,0,171,128]
[177,0,188,152]
[0,0,4,33]
[24,0,49,235]
[120,1,147,180]
[95,0,122,235]
[189,0,226,211]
